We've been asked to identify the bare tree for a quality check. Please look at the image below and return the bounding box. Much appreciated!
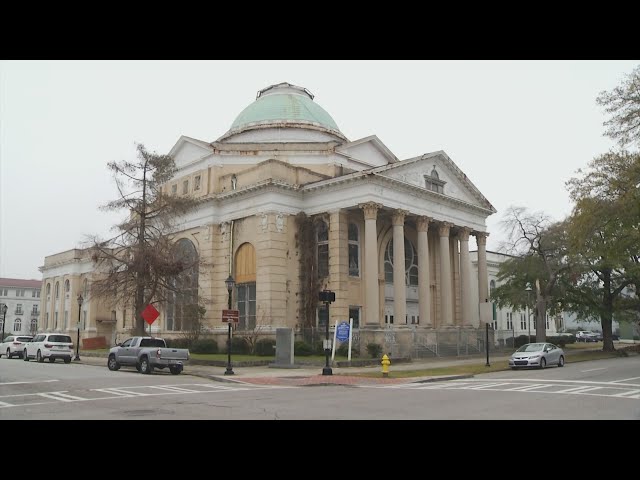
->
[496,206,571,342]
[87,143,202,336]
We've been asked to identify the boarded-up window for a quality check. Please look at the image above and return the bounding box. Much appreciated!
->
[235,243,256,284]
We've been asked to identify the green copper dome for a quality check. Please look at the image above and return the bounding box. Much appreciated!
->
[226,82,344,138]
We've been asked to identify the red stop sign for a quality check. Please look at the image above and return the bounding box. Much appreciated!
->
[141,304,160,325]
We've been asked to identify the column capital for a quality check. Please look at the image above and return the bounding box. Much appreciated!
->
[391,209,409,226]
[438,222,453,237]
[474,231,489,246]
[416,216,431,232]
[359,202,382,220]
[457,227,473,242]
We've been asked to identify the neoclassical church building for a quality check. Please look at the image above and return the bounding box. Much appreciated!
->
[40,82,497,356]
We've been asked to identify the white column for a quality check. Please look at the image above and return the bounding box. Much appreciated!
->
[392,210,408,326]
[438,222,454,326]
[417,216,431,327]
[476,232,489,304]
[361,203,381,325]
[458,227,473,326]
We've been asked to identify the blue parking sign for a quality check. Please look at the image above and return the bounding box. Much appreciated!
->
[336,322,350,342]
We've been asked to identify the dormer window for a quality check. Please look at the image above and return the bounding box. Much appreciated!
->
[424,166,446,194]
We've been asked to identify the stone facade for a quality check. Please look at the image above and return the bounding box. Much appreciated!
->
[39,82,498,356]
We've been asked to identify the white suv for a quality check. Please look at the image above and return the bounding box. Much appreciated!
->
[24,333,74,363]
[0,335,34,359]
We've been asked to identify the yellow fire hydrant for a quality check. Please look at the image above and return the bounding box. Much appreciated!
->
[381,354,391,377]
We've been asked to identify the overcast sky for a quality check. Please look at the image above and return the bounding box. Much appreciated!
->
[1,60,638,280]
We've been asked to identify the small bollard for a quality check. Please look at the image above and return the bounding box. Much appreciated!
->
[381,354,391,377]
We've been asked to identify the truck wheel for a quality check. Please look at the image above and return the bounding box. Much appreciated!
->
[169,366,182,375]
[139,356,153,374]
[107,354,120,371]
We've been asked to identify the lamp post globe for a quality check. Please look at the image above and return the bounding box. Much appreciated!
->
[224,275,235,376]
[1,303,7,345]
[74,294,83,361]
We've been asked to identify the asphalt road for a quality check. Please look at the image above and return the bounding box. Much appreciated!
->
[2,355,640,419]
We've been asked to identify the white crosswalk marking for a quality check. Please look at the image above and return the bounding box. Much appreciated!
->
[0,400,14,408]
[555,386,602,394]
[469,382,513,390]
[37,392,85,402]
[612,389,640,397]
[506,384,548,391]
[147,385,201,394]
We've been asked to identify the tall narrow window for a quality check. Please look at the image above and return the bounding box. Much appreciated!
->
[55,282,59,299]
[83,311,87,330]
[171,184,177,195]
[317,304,329,329]
[348,306,360,329]
[237,283,256,331]
[64,279,70,293]
[30,318,37,334]
[46,283,51,296]
[348,223,359,277]
[14,318,22,331]
[182,180,189,194]
[520,313,526,330]
[316,220,329,278]
[54,312,58,329]
[194,175,201,190]
[166,238,199,331]
[123,308,127,328]
[45,312,49,329]
[64,310,68,329]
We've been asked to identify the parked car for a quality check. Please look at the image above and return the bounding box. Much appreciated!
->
[576,331,599,342]
[509,342,565,369]
[0,335,34,359]
[107,336,190,375]
[23,333,74,363]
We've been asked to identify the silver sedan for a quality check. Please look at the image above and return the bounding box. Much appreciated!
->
[508,342,565,369]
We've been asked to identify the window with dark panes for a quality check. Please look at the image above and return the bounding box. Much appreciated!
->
[348,223,359,277]
[348,306,360,328]
[237,283,256,330]
[317,304,329,329]
[316,221,329,278]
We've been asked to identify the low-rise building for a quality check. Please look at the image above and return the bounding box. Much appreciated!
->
[0,277,42,337]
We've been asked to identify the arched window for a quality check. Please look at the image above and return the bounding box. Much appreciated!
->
[14,318,22,332]
[46,283,51,295]
[384,238,419,286]
[166,239,199,332]
[64,279,70,292]
[55,282,59,299]
[316,220,329,278]
[30,318,37,334]
[348,223,359,277]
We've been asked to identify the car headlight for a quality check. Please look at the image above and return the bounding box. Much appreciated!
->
[529,355,540,360]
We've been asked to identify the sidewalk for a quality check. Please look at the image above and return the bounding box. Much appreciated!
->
[77,352,511,386]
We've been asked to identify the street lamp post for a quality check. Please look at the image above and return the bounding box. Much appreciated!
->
[1,304,7,344]
[224,275,235,376]
[74,294,82,361]
[525,283,532,342]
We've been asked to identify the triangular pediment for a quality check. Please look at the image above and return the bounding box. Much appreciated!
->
[335,135,398,168]
[168,136,214,168]
[374,151,495,212]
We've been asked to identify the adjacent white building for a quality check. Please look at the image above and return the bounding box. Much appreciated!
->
[0,278,42,338]
[469,251,561,343]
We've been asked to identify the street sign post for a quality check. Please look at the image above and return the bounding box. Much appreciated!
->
[222,309,239,323]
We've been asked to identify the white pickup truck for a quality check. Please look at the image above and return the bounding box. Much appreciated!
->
[107,336,190,375]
